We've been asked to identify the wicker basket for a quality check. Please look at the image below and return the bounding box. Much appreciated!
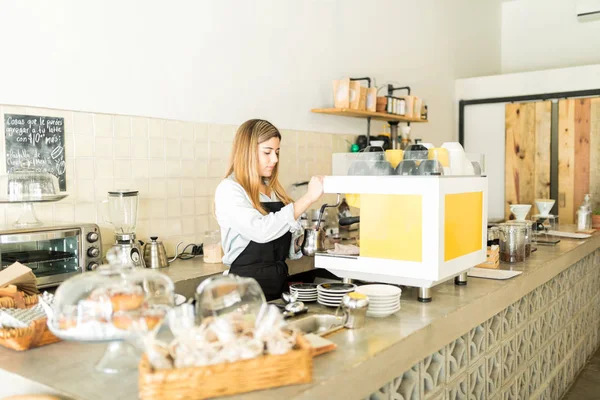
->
[139,334,313,400]
[0,318,60,351]
[0,293,38,308]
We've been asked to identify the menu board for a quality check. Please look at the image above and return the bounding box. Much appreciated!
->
[4,114,66,191]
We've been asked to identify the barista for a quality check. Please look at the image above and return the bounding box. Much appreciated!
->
[214,119,324,301]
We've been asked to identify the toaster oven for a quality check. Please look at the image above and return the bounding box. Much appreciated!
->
[0,223,102,288]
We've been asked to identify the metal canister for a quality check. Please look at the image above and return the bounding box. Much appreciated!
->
[340,292,369,329]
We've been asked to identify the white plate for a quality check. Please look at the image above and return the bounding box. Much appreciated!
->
[317,291,347,297]
[367,307,401,318]
[368,305,400,312]
[317,295,346,301]
[368,298,400,305]
[317,292,348,299]
[317,283,357,292]
[290,283,319,290]
[357,284,402,297]
[291,288,318,293]
[368,300,400,307]
[317,290,355,297]
[367,296,400,302]
[368,300,400,308]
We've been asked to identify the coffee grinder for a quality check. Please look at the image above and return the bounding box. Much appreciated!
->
[103,190,145,268]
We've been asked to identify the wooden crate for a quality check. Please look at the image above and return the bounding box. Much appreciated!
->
[0,318,60,351]
[139,334,312,400]
[475,246,500,269]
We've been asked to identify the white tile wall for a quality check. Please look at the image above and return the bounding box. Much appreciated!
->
[0,105,353,255]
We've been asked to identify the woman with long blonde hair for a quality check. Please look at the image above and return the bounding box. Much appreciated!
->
[214,119,324,300]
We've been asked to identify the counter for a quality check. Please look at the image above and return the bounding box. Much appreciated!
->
[154,254,316,299]
[1,232,599,400]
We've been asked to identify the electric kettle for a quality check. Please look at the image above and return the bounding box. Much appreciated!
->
[143,237,182,268]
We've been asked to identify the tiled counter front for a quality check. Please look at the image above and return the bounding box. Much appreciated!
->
[367,250,600,400]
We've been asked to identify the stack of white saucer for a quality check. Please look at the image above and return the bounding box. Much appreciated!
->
[290,283,318,302]
[317,283,356,307]
[356,284,402,318]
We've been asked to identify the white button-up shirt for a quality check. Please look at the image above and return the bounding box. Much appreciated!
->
[214,175,303,266]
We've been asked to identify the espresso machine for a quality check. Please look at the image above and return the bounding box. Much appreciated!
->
[103,190,145,268]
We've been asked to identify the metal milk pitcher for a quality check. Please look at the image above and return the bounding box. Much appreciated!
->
[301,194,341,257]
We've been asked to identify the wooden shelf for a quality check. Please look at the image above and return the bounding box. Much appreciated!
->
[311,108,428,123]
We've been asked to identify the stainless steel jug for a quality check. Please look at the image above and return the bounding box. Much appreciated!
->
[301,227,326,256]
[143,237,182,268]
[301,194,341,256]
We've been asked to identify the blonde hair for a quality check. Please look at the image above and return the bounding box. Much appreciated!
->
[225,119,292,215]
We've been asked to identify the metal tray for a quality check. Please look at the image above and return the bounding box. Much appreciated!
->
[286,314,344,336]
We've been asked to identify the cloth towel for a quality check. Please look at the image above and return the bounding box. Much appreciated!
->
[326,243,360,256]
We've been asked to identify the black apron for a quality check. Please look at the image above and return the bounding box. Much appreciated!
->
[230,201,292,301]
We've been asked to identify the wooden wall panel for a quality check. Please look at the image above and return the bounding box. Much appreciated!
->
[574,99,591,218]
[505,103,536,219]
[534,101,552,200]
[558,100,576,224]
[591,98,600,213]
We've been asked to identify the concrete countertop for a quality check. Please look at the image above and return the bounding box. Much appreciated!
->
[163,255,316,299]
[0,231,598,400]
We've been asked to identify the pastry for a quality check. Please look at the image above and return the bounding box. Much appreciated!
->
[58,316,77,330]
[143,314,162,331]
[111,312,134,330]
[110,290,144,312]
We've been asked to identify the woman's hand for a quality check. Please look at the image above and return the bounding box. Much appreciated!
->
[293,175,326,220]
[307,175,324,203]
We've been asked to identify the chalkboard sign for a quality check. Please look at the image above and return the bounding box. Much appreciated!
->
[4,114,66,191]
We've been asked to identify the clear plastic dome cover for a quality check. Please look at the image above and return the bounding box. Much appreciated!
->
[195,274,266,323]
[0,169,63,202]
[48,264,175,342]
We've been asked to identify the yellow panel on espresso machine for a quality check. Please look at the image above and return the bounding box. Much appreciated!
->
[444,191,483,261]
[359,194,422,262]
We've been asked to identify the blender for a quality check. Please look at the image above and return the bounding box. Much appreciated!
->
[102,190,145,268]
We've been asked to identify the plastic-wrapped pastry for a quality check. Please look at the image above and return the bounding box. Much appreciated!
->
[143,337,173,370]
[147,303,297,370]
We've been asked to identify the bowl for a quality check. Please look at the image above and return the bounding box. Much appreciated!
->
[510,204,532,221]
[535,199,555,216]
